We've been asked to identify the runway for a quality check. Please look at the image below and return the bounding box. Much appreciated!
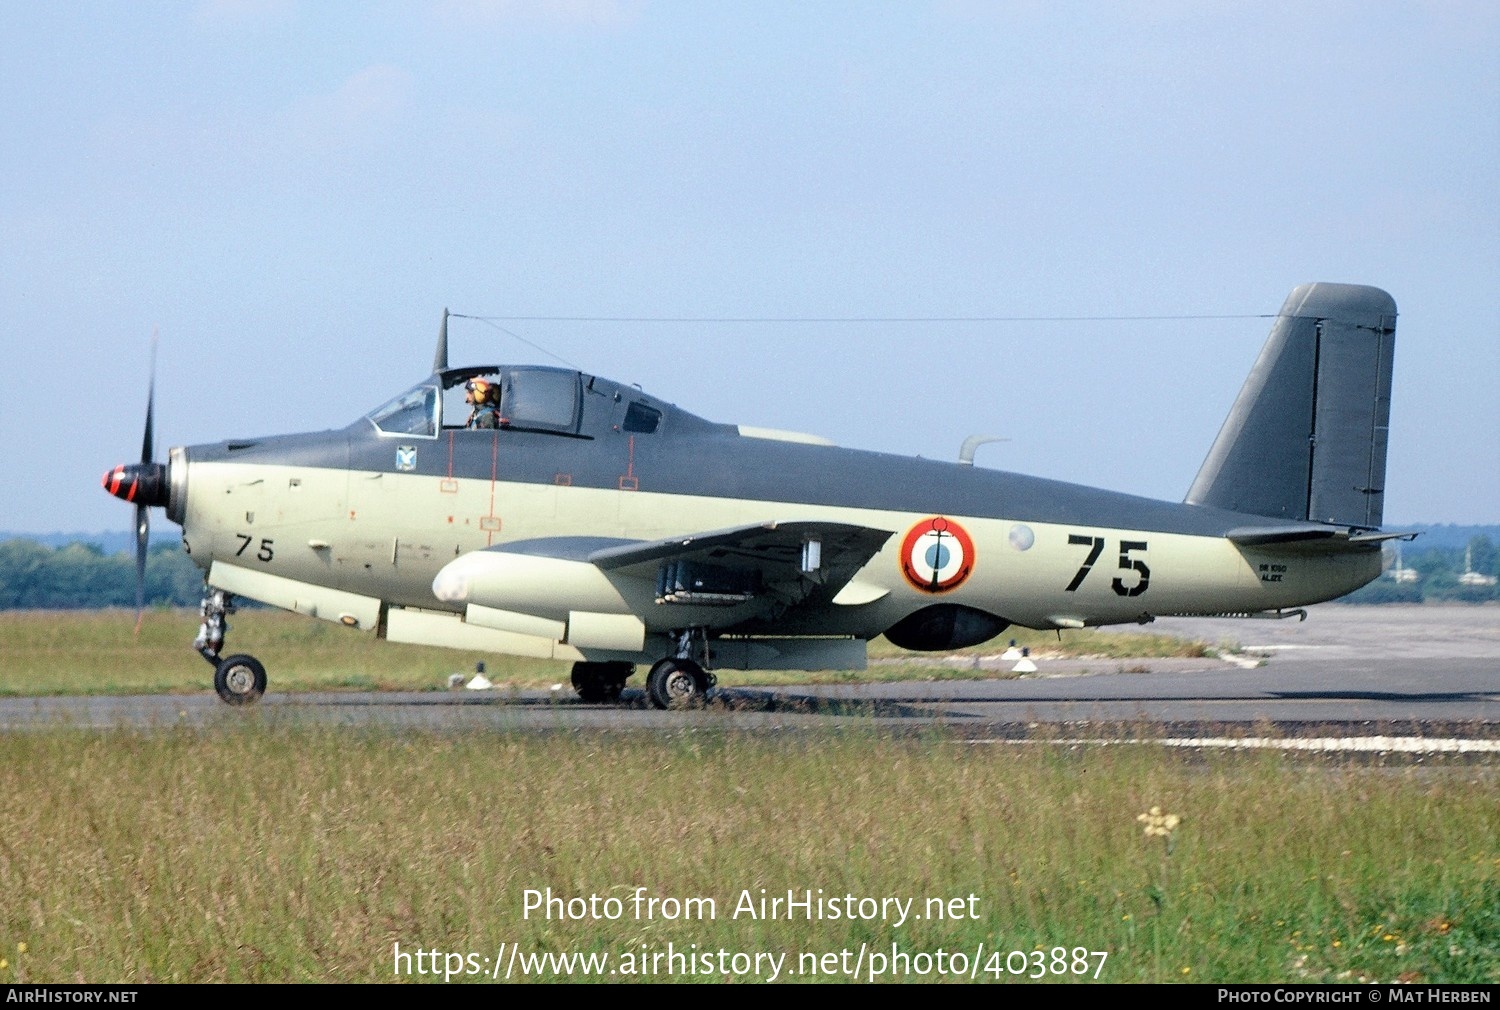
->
[4,604,1497,740]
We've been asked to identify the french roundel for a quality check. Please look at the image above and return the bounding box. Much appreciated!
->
[899,516,976,593]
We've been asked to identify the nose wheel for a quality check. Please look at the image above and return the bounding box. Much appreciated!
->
[196,586,268,705]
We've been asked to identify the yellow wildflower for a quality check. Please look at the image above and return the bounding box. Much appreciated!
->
[1137,805,1182,838]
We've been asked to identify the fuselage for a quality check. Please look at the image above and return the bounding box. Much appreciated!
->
[166,365,1381,650]
[101,283,1399,706]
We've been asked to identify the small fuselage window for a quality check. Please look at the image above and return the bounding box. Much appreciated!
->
[623,401,661,434]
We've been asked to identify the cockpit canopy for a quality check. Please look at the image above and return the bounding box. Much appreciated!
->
[363,365,697,440]
[366,366,583,437]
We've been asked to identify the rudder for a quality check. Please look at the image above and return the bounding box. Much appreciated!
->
[1186,283,1397,529]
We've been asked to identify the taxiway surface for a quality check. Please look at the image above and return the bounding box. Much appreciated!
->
[3,604,1496,737]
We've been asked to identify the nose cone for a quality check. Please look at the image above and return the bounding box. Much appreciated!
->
[102,461,168,506]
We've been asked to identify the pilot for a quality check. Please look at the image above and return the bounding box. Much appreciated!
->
[465,378,502,429]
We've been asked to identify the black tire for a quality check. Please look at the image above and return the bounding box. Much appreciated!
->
[646,658,708,710]
[214,654,267,705]
[570,661,632,703]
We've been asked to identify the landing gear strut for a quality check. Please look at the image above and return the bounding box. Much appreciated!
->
[645,628,715,710]
[194,587,267,705]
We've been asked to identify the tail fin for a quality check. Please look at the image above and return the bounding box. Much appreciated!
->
[1186,283,1397,529]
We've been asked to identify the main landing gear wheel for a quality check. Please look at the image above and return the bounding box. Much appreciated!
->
[570,661,633,703]
[646,658,709,710]
[214,654,267,705]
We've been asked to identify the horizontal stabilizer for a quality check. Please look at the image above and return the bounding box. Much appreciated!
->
[1226,524,1339,546]
[1227,525,1418,550]
[1346,530,1419,545]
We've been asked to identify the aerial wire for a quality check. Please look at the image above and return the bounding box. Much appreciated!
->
[459,313,1275,324]
[447,313,583,370]
[446,310,1276,372]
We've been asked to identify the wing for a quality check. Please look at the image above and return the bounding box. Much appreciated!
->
[500,519,895,614]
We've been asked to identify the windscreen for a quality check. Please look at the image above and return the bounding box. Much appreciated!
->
[366,383,437,437]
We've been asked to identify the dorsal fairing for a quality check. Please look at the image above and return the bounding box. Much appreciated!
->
[574,372,727,437]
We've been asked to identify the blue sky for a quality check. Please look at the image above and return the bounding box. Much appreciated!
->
[4,1,1497,534]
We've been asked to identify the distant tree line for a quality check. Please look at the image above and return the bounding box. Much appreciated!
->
[1342,535,1499,604]
[0,539,203,609]
[0,534,1495,610]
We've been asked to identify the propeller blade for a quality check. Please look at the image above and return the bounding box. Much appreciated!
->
[134,329,157,635]
[140,330,158,464]
[134,502,148,635]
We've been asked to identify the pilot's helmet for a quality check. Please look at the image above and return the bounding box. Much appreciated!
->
[465,378,490,403]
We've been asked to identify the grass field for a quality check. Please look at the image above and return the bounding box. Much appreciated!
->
[0,608,1216,697]
[0,727,1494,983]
[1,610,1494,984]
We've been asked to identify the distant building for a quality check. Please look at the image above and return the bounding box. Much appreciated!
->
[1388,543,1420,583]
[1459,545,1498,587]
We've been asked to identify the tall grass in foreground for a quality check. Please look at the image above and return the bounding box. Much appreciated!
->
[0,727,1494,983]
